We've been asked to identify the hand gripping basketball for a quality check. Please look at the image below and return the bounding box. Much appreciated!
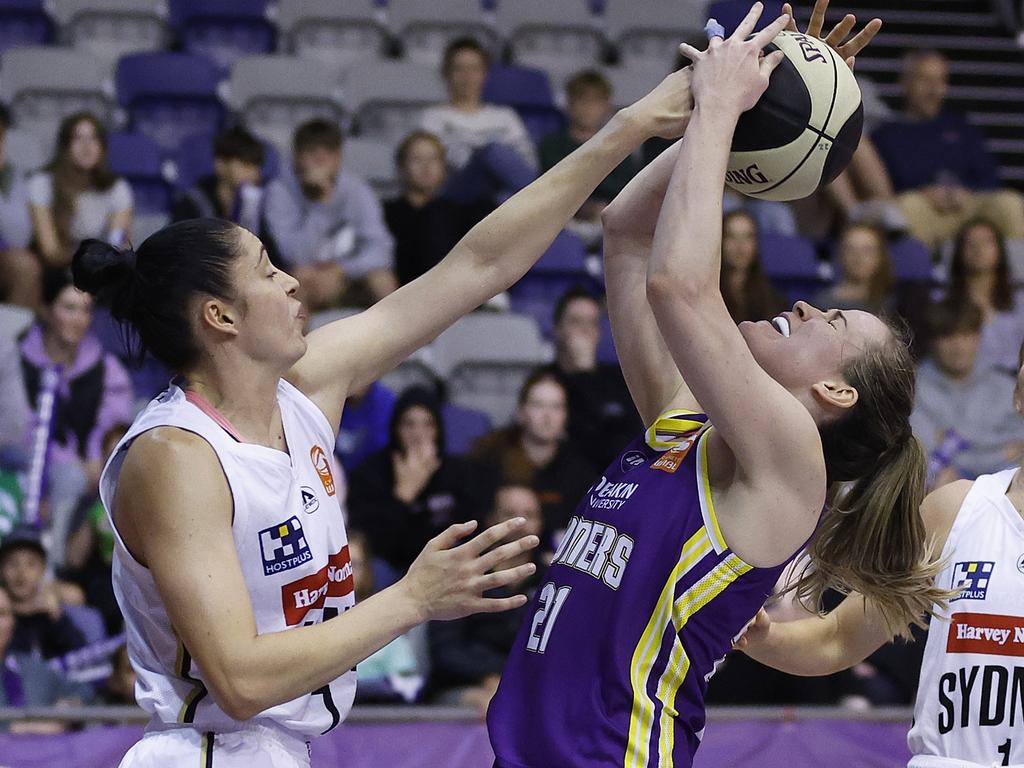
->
[780,0,883,70]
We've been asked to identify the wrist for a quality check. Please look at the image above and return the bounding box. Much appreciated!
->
[610,106,655,146]
[387,578,429,628]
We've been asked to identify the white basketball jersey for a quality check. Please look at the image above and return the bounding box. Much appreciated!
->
[100,379,356,739]
[908,468,1024,767]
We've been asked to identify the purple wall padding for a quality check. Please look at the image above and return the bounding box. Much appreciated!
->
[0,718,913,767]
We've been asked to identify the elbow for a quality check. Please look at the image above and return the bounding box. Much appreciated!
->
[206,668,269,722]
[645,269,691,308]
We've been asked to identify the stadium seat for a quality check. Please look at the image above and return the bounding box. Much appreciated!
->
[133,212,170,246]
[340,137,399,198]
[759,232,828,302]
[0,303,33,343]
[604,0,704,71]
[169,0,276,73]
[509,230,590,307]
[345,60,446,144]
[0,46,112,149]
[442,402,492,456]
[707,0,785,36]
[115,52,225,152]
[388,0,499,67]
[0,0,54,56]
[277,0,390,69]
[496,0,603,91]
[48,0,167,64]
[603,64,666,110]
[597,314,618,364]
[888,237,937,282]
[3,127,46,173]
[107,131,171,215]
[227,55,345,158]
[172,130,280,192]
[482,64,565,145]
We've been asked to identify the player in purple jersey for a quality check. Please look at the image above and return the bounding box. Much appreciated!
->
[489,3,952,766]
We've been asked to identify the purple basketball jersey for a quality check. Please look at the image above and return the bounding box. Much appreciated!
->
[488,411,794,768]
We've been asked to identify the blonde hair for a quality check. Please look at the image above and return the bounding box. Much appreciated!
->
[786,324,955,637]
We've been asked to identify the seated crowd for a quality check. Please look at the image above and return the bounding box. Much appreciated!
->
[0,37,1022,720]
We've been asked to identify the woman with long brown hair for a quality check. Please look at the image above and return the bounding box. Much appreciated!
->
[28,112,133,268]
[815,221,896,315]
[945,217,1024,374]
[719,209,787,324]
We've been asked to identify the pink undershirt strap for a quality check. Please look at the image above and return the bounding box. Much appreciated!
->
[184,389,246,443]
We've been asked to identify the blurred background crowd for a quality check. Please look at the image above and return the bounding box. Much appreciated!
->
[0,0,1023,730]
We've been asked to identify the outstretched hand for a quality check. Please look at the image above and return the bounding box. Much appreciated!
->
[678,3,790,118]
[781,0,882,69]
[398,517,540,623]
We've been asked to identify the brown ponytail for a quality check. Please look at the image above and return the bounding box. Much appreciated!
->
[786,323,955,637]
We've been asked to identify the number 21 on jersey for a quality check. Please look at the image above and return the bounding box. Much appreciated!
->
[527,582,572,654]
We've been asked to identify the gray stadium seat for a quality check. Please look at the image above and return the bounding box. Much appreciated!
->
[48,0,168,64]
[604,0,704,71]
[277,0,390,69]
[0,303,33,344]
[341,137,398,198]
[0,47,113,150]
[496,0,604,88]
[388,0,500,67]
[3,128,46,173]
[603,64,668,110]
[227,55,345,158]
[448,363,538,427]
[133,212,169,244]
[344,61,446,144]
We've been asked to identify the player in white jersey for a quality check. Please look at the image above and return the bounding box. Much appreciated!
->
[69,68,697,767]
[738,341,1024,767]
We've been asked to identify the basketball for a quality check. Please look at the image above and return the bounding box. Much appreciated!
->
[725,30,863,202]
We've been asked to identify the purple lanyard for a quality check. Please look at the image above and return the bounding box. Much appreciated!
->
[24,365,61,525]
[2,657,25,707]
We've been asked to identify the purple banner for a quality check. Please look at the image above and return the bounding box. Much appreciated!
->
[0,719,913,767]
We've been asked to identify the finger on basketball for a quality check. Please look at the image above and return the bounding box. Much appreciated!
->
[751,13,790,50]
[733,1,765,41]
[824,14,857,48]
[678,42,705,62]
[428,519,478,551]
[476,535,540,573]
[839,18,882,59]
[781,3,797,32]
[476,562,537,592]
[846,55,856,69]
[807,0,828,38]
[458,516,526,557]
[761,49,787,75]
[476,594,529,613]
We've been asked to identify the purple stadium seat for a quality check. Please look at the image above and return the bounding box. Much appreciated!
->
[707,0,785,35]
[115,53,225,152]
[510,230,592,306]
[758,232,826,301]
[597,314,618,363]
[172,131,280,192]
[169,0,276,72]
[0,0,53,55]
[106,132,171,215]
[483,64,566,145]
[442,402,492,456]
[889,237,935,281]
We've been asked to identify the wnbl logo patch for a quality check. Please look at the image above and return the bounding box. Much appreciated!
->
[951,561,994,602]
[259,516,313,576]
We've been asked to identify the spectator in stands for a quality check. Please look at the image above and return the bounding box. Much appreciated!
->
[814,222,896,316]
[470,370,594,540]
[349,530,421,703]
[910,300,1024,486]
[546,287,641,471]
[427,483,541,713]
[420,37,537,205]
[820,136,904,237]
[0,104,39,309]
[943,218,1024,375]
[28,112,133,268]
[0,584,21,707]
[170,126,265,233]
[335,380,397,472]
[0,526,85,661]
[263,119,397,311]
[347,386,492,575]
[63,423,128,635]
[719,210,787,324]
[16,270,133,562]
[539,71,641,245]
[384,131,490,286]
[872,50,1024,248]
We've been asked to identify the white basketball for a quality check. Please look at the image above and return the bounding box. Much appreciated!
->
[725,30,864,202]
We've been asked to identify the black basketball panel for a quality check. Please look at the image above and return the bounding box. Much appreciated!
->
[819,102,864,186]
[731,44,811,153]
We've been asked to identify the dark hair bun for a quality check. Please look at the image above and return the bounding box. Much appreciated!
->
[72,239,138,320]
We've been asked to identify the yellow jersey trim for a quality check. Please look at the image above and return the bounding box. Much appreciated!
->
[696,428,727,555]
[645,410,709,452]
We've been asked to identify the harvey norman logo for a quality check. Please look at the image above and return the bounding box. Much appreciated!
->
[946,613,1024,657]
[588,476,639,511]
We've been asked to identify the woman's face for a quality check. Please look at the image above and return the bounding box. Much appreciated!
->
[396,405,438,454]
[69,119,103,172]
[961,223,1001,274]
[401,137,447,197]
[839,227,883,285]
[517,379,567,445]
[47,285,93,350]
[722,215,758,272]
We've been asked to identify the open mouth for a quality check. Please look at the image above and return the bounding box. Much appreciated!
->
[770,315,791,338]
